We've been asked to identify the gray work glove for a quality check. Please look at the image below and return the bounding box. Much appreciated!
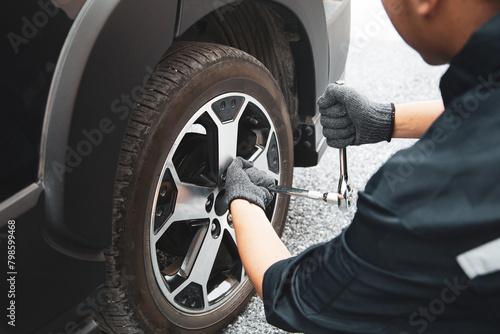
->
[317,83,395,148]
[225,157,275,211]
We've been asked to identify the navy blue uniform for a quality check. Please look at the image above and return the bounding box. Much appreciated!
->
[263,12,500,334]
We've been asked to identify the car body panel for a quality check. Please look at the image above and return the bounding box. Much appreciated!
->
[0,204,106,334]
[325,0,351,82]
[42,0,177,250]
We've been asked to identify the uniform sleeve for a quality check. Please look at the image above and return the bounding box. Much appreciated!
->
[262,235,358,333]
[261,192,440,334]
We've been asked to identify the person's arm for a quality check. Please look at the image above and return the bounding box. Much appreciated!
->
[224,157,292,298]
[230,199,291,298]
[393,100,444,138]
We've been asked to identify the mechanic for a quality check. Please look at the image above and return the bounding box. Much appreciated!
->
[225,0,500,333]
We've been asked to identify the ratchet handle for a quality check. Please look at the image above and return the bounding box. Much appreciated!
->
[335,80,353,212]
[269,81,353,210]
[337,148,352,212]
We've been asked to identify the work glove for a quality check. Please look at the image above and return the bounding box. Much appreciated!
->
[225,157,275,211]
[317,83,395,148]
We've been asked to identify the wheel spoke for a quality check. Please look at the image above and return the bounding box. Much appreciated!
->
[188,228,223,285]
[178,222,210,278]
[175,183,212,217]
[217,121,240,174]
[153,166,213,242]
[205,102,247,177]
[252,153,272,174]
[169,227,223,311]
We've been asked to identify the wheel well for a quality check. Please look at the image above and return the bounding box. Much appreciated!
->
[176,1,316,147]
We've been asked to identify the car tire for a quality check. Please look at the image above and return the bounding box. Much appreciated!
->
[96,42,294,333]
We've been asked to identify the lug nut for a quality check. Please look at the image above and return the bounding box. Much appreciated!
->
[249,117,259,126]
[160,185,168,197]
[211,219,221,239]
[156,207,164,217]
[205,193,214,213]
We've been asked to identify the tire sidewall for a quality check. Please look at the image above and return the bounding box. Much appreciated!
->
[122,57,293,332]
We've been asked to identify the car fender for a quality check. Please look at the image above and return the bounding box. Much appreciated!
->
[41,0,177,255]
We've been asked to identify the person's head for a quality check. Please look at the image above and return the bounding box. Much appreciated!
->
[381,0,500,65]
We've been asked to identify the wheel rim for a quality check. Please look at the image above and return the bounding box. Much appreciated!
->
[149,92,281,314]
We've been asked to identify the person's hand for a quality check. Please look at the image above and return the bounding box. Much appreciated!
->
[225,157,275,211]
[317,83,395,148]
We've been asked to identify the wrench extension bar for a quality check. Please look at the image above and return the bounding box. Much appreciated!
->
[268,185,341,204]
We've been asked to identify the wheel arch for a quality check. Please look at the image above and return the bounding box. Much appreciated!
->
[40,0,178,256]
[177,0,330,158]
[177,0,330,105]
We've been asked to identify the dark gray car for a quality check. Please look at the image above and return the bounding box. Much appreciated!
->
[0,0,350,333]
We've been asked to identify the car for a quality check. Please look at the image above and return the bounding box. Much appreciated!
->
[0,0,350,333]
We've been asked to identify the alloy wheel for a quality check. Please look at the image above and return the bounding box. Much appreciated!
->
[150,92,281,313]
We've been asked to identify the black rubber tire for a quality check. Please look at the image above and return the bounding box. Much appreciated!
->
[97,42,294,333]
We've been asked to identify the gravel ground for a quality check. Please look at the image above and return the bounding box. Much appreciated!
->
[223,1,448,333]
